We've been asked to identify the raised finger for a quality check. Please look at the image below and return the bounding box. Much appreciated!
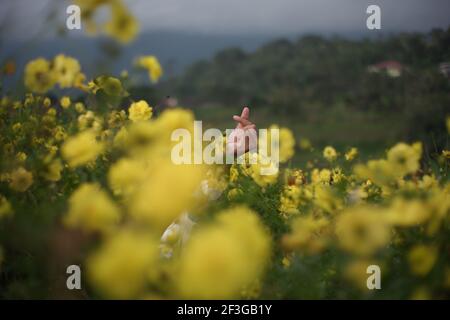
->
[240,106,250,120]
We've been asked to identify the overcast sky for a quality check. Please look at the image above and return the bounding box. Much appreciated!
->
[2,0,450,40]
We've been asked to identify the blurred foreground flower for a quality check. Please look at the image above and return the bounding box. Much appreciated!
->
[87,229,159,299]
[177,206,271,299]
[62,131,104,168]
[64,183,121,234]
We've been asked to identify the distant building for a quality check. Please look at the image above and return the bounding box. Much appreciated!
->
[439,62,450,78]
[368,60,403,77]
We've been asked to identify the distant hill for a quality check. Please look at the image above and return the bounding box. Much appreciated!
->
[154,27,450,150]
[0,31,276,84]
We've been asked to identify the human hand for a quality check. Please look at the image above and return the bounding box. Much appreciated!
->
[226,106,257,157]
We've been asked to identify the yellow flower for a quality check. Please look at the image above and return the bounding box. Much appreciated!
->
[285,169,305,186]
[279,185,301,216]
[332,167,344,183]
[345,147,358,161]
[9,167,33,192]
[128,161,205,231]
[61,131,104,168]
[64,183,120,234]
[60,96,71,109]
[177,207,270,299]
[265,125,295,163]
[87,229,159,299]
[336,206,390,256]
[239,152,278,188]
[126,108,195,158]
[108,158,148,196]
[215,206,271,274]
[53,54,81,88]
[279,127,295,163]
[354,159,396,187]
[16,152,27,163]
[104,2,139,44]
[0,195,13,219]
[177,226,248,299]
[385,198,430,227]
[42,159,63,182]
[136,55,163,83]
[128,100,152,122]
[43,97,51,108]
[323,146,337,162]
[282,215,330,254]
[113,126,129,149]
[386,142,421,176]
[408,245,438,276]
[75,102,85,113]
[314,184,342,213]
[89,76,127,96]
[24,58,56,93]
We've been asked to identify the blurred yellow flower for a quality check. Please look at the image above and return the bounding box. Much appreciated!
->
[64,183,120,234]
[0,195,13,219]
[323,146,337,162]
[345,147,358,161]
[336,206,390,256]
[265,125,295,163]
[43,97,51,108]
[15,152,27,163]
[60,96,71,109]
[354,159,395,187]
[278,126,295,163]
[129,161,205,231]
[279,185,301,216]
[113,126,129,149]
[177,226,248,299]
[387,142,421,176]
[62,131,104,168]
[408,245,438,276]
[87,229,159,299]
[9,167,33,192]
[24,58,56,94]
[53,54,81,88]
[42,159,63,182]
[215,206,271,274]
[177,207,270,299]
[282,215,330,254]
[136,56,163,83]
[386,198,430,227]
[128,100,153,122]
[75,102,85,113]
[108,157,148,196]
[314,184,342,213]
[105,1,139,44]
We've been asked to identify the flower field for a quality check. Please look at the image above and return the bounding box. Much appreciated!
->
[0,1,449,300]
